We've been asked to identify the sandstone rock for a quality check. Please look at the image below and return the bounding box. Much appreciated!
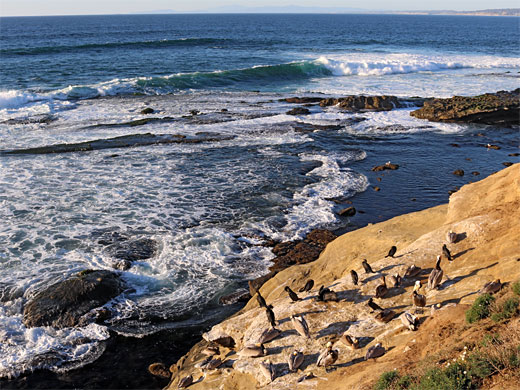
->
[286,107,310,115]
[509,153,519,157]
[338,206,356,217]
[472,171,481,176]
[218,289,251,305]
[23,270,124,329]
[503,162,514,167]
[453,169,465,176]
[148,362,170,378]
[410,89,520,126]
[320,95,400,111]
[372,162,399,171]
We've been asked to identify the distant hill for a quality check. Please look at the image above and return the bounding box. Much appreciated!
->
[389,8,520,16]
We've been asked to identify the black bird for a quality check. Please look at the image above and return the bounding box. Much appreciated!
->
[256,290,267,308]
[299,279,314,293]
[367,298,383,311]
[362,259,374,274]
[350,270,359,285]
[385,246,397,258]
[265,305,276,327]
[317,285,339,302]
[442,244,452,261]
[285,286,301,302]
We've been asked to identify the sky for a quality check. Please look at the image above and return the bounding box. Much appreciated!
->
[1,0,518,16]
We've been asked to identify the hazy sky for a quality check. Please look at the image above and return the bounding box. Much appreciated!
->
[1,0,518,16]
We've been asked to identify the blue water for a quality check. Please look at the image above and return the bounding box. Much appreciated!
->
[0,14,519,380]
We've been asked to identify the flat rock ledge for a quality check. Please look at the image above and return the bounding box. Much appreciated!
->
[410,89,520,126]
[320,95,401,111]
[23,270,125,329]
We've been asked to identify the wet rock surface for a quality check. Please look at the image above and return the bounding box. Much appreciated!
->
[371,162,399,171]
[22,270,125,329]
[319,95,400,111]
[286,107,311,115]
[410,89,520,126]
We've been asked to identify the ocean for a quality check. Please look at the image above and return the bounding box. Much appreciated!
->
[0,14,519,385]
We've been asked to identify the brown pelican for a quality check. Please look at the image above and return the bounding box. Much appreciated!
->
[428,255,443,290]
[257,327,281,344]
[388,273,401,288]
[265,305,276,327]
[238,343,267,358]
[178,375,193,389]
[339,332,359,350]
[362,259,374,273]
[367,297,384,311]
[365,343,386,360]
[317,342,338,368]
[446,230,458,244]
[256,290,267,308]
[299,279,314,292]
[285,286,301,302]
[259,360,275,383]
[479,279,502,295]
[374,308,396,323]
[288,351,304,371]
[375,276,388,298]
[412,282,426,309]
[404,264,421,278]
[318,285,339,302]
[350,270,359,285]
[200,345,220,357]
[197,356,223,370]
[442,244,452,261]
[400,311,418,331]
[291,315,311,338]
[385,246,397,258]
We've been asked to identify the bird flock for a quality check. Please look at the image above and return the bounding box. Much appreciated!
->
[175,228,504,388]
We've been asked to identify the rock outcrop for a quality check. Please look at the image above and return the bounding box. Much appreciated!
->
[320,95,400,111]
[23,270,125,329]
[410,89,520,126]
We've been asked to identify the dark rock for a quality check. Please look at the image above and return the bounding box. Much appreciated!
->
[286,107,311,115]
[374,186,381,192]
[113,259,132,270]
[450,143,460,147]
[148,363,170,379]
[486,144,501,150]
[453,169,465,176]
[503,162,514,167]
[140,108,154,115]
[472,171,481,176]
[448,187,460,195]
[320,95,400,111]
[410,89,520,126]
[338,206,356,217]
[190,110,200,116]
[221,108,228,112]
[371,162,399,171]
[509,153,519,157]
[78,307,113,326]
[284,97,323,104]
[218,289,251,305]
[292,122,343,133]
[23,270,124,329]
[107,237,158,262]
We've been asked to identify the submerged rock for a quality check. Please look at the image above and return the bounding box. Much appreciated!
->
[320,95,400,111]
[372,162,399,171]
[284,97,323,104]
[338,206,356,217]
[286,107,311,115]
[453,169,465,176]
[23,270,125,329]
[410,89,520,126]
[107,237,158,262]
[140,107,154,115]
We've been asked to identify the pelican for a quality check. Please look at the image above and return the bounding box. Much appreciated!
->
[285,286,301,302]
[178,375,193,389]
[385,245,397,258]
[339,332,359,350]
[375,276,388,298]
[265,305,276,327]
[479,279,502,295]
[317,342,338,368]
[404,264,421,278]
[365,343,385,360]
[400,311,418,331]
[259,360,275,383]
[256,290,267,308]
[442,244,452,261]
[318,285,339,302]
[428,255,443,290]
[350,269,359,285]
[388,273,401,288]
[367,297,384,311]
[299,279,314,292]
[362,259,374,273]
[374,308,396,323]
[257,327,281,344]
[201,345,220,357]
[288,351,304,371]
[291,315,311,338]
[238,343,267,358]
[446,230,458,244]
[412,282,426,309]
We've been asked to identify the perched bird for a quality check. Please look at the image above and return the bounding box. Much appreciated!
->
[265,305,276,327]
[374,308,396,323]
[259,360,275,383]
[404,264,421,278]
[412,284,426,309]
[178,375,193,389]
[197,356,222,370]
[200,345,220,357]
[257,327,281,344]
[428,255,443,290]
[385,246,397,258]
[446,230,458,244]
[238,343,267,358]
[288,351,304,371]
[375,276,388,298]
[400,311,418,331]
[350,269,359,286]
[339,332,359,350]
[442,244,452,261]
[318,285,339,302]
[291,315,311,338]
[362,259,374,274]
[256,291,267,308]
[479,279,502,295]
[285,286,301,302]
[388,273,401,288]
[299,279,314,293]
[365,343,386,360]
[367,297,384,311]
[317,342,338,368]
